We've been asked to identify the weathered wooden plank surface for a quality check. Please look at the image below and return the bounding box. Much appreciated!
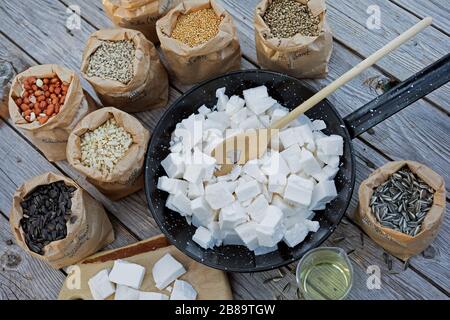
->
[392,0,450,35]
[0,0,448,300]
[215,0,450,195]
[0,214,66,300]
[325,0,450,112]
[218,0,450,112]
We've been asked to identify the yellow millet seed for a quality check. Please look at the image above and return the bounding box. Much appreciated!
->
[171,8,222,47]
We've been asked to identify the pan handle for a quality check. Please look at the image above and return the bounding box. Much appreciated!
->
[343,53,450,139]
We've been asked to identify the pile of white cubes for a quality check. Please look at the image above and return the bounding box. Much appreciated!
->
[88,253,197,300]
[157,86,343,255]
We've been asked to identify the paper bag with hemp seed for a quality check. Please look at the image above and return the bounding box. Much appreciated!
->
[10,172,114,269]
[8,64,96,161]
[102,0,183,43]
[254,0,333,78]
[356,160,446,261]
[156,0,241,85]
[81,28,169,113]
[66,107,150,201]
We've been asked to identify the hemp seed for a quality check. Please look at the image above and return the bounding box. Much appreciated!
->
[263,0,320,38]
[86,40,135,84]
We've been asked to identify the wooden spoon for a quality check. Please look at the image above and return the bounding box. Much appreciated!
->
[213,17,432,176]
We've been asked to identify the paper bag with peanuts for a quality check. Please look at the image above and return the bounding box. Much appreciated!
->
[8,64,96,161]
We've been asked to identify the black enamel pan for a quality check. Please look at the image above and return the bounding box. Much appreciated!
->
[144,53,450,272]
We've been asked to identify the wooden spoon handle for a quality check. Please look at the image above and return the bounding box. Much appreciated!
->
[271,17,432,130]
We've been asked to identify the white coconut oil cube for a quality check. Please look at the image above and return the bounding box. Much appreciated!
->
[205,181,235,210]
[88,269,115,300]
[284,175,314,207]
[170,280,197,300]
[108,260,146,290]
[152,253,186,290]
[193,226,215,249]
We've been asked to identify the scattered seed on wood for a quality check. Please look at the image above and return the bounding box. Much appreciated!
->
[422,245,436,259]
[370,167,434,236]
[387,258,393,271]
[403,259,409,271]
[264,276,283,284]
[360,232,365,247]
[347,249,355,255]
[5,239,13,246]
[296,287,303,300]
[331,236,345,244]
[282,282,291,293]
[277,268,285,278]
[171,8,222,47]
[263,0,320,38]
[383,252,389,265]
[272,277,283,283]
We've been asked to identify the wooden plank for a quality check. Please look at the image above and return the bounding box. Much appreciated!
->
[214,0,450,195]
[325,0,450,112]
[0,214,65,300]
[217,0,450,112]
[392,0,450,35]
[62,0,115,30]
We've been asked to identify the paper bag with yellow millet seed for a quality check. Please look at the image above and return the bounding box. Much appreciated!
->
[156,0,241,85]
[102,0,183,43]
[81,28,169,113]
[66,107,150,201]
[10,172,114,269]
[254,0,333,79]
[356,160,446,261]
[8,64,97,161]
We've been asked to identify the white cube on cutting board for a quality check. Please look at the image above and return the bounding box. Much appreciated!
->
[108,260,146,290]
[88,269,115,300]
[152,253,186,290]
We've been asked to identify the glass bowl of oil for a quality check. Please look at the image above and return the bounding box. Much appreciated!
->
[296,247,353,300]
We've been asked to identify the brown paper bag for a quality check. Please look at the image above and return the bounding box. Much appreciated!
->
[8,64,96,161]
[102,0,183,43]
[9,172,114,269]
[254,0,333,78]
[66,107,150,200]
[81,28,169,113]
[156,0,241,84]
[356,161,446,261]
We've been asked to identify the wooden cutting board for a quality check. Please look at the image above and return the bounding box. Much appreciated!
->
[58,234,233,300]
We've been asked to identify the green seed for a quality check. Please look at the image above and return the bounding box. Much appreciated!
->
[263,0,320,38]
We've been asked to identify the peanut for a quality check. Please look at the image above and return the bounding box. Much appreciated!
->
[20,103,30,112]
[15,74,69,123]
[38,116,48,124]
[46,104,55,116]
